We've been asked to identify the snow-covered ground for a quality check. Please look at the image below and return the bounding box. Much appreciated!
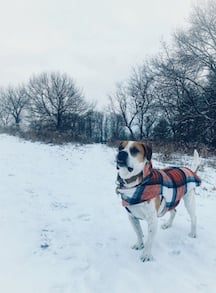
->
[0,134,215,293]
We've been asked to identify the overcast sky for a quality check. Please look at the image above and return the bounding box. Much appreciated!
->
[0,0,193,107]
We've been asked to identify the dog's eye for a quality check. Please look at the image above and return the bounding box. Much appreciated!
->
[130,147,139,155]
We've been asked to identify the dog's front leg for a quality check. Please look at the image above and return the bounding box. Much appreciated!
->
[128,214,144,250]
[140,202,158,262]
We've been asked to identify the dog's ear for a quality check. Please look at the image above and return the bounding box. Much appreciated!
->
[118,140,127,151]
[142,143,152,161]
[118,141,124,151]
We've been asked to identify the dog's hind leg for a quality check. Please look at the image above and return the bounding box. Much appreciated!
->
[161,209,176,230]
[128,214,144,250]
[183,190,197,238]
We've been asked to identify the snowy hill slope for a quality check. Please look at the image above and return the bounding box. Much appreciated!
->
[0,134,215,293]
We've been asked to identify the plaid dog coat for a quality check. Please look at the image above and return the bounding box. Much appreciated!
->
[117,162,201,215]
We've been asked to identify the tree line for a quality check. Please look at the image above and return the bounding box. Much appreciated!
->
[0,0,215,147]
[0,72,108,143]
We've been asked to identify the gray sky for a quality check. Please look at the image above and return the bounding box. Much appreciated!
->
[0,0,193,108]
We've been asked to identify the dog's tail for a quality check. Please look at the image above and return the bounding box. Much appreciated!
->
[191,149,200,173]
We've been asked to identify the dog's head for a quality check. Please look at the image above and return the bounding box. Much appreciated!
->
[116,141,152,179]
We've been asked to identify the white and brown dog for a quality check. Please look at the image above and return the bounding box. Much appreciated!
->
[116,141,201,262]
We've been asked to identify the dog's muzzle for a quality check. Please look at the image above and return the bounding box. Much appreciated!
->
[117,151,128,166]
[117,151,133,172]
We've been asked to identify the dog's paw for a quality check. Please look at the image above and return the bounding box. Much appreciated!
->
[140,253,153,262]
[131,242,144,250]
[161,223,171,230]
[188,232,196,238]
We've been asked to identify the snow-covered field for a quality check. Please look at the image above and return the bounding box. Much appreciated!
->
[0,134,215,293]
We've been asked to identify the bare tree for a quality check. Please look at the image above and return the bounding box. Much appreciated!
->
[175,0,216,75]
[109,82,137,139]
[0,85,28,129]
[26,72,89,130]
[109,63,155,140]
[128,64,155,139]
[0,89,11,127]
[152,1,216,145]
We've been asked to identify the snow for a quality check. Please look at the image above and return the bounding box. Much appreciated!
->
[0,134,216,293]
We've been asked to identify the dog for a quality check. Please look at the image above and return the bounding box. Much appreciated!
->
[116,141,201,262]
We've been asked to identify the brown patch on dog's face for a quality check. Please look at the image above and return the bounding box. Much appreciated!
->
[118,141,152,160]
[117,141,152,163]
[129,142,146,162]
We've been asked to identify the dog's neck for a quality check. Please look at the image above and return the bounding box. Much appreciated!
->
[122,171,143,188]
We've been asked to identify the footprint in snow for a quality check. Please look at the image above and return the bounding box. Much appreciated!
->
[51,201,68,209]
[170,250,181,256]
[40,228,53,249]
[77,213,91,221]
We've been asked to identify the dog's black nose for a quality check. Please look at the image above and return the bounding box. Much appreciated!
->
[117,151,128,166]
